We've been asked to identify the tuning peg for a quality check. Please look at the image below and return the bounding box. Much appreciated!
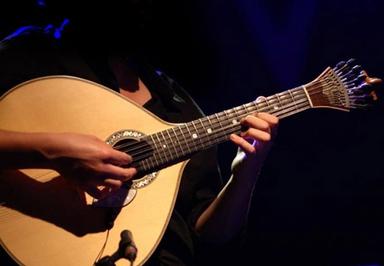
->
[352,65,363,73]
[357,82,372,91]
[335,61,346,70]
[346,58,356,66]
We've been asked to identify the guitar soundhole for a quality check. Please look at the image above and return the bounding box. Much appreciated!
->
[106,130,159,189]
[93,130,159,208]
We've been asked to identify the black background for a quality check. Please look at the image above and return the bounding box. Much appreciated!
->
[1,1,384,265]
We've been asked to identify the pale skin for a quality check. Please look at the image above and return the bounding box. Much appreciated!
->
[0,62,278,245]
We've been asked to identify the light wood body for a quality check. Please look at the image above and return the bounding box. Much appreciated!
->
[0,76,187,266]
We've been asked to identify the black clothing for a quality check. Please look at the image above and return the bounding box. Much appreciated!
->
[0,26,223,265]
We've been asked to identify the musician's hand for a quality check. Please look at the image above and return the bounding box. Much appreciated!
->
[230,112,278,177]
[40,133,136,199]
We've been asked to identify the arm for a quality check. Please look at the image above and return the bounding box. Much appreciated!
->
[195,113,278,243]
[0,130,136,198]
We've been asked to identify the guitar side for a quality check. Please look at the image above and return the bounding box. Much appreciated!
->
[0,76,186,266]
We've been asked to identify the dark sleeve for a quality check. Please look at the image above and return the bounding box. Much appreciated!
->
[160,72,249,265]
[158,72,224,232]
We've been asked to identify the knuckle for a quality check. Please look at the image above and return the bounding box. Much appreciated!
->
[270,116,279,126]
[260,122,270,131]
[249,146,256,154]
[263,133,271,142]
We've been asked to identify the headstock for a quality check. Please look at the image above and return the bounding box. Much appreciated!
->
[306,59,381,111]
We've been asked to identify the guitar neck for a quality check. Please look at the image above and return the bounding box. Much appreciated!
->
[134,85,311,175]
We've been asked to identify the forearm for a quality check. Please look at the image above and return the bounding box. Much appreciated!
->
[195,113,278,244]
[0,130,53,169]
[195,168,260,243]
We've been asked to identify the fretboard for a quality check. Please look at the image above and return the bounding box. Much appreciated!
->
[134,85,311,175]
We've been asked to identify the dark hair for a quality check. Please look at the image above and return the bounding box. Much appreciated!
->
[44,0,153,26]
[41,0,156,53]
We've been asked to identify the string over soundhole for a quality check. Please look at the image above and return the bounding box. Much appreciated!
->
[92,130,159,208]
[107,130,159,188]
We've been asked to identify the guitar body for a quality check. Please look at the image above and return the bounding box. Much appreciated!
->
[0,76,186,266]
[0,60,380,266]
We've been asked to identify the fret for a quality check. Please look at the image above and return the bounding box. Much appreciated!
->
[141,158,150,172]
[277,103,310,119]
[272,94,281,111]
[159,130,171,162]
[277,91,291,107]
[154,133,166,164]
[172,127,185,157]
[149,135,161,166]
[228,108,240,126]
[185,124,198,151]
[198,117,213,146]
[263,97,272,112]
[301,85,314,108]
[178,124,192,154]
[206,115,218,144]
[287,89,299,110]
[241,104,250,117]
[291,87,306,100]
[223,109,233,127]
[275,92,283,107]
[191,120,204,149]
[132,81,320,176]
[251,100,260,113]
[165,129,179,159]
[244,102,255,115]
[214,113,224,131]
[232,105,244,121]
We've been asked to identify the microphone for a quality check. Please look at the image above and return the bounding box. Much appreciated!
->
[119,230,137,262]
[95,230,137,266]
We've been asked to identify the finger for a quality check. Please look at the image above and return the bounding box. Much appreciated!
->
[230,134,256,154]
[257,113,278,139]
[242,128,271,142]
[103,178,123,189]
[242,115,270,133]
[83,185,109,199]
[257,113,279,128]
[99,164,137,181]
[105,149,133,165]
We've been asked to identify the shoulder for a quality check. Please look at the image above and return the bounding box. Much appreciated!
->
[0,25,59,52]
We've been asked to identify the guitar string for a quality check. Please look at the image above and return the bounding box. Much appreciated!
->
[124,78,360,170]
[115,96,309,158]
[92,63,355,263]
[113,85,309,153]
[115,82,335,164]
[112,72,355,154]
[129,72,360,168]
[114,72,361,168]
[121,99,311,168]
[114,63,358,155]
[115,89,314,165]
[128,99,312,172]
[133,71,361,164]
[114,71,360,154]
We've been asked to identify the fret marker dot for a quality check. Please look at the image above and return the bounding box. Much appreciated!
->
[232,119,238,125]
[274,105,279,110]
[207,128,212,134]
[192,133,198,139]
[163,144,167,148]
